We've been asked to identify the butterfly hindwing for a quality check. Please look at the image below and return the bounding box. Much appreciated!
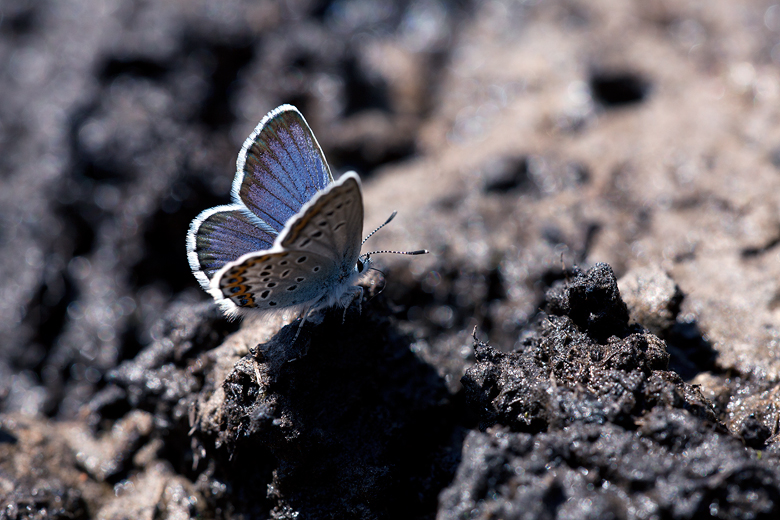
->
[187,206,277,290]
[234,105,334,232]
[215,250,341,311]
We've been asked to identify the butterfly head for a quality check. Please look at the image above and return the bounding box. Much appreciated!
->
[356,255,371,274]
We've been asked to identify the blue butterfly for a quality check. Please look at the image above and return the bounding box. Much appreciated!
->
[187,105,426,330]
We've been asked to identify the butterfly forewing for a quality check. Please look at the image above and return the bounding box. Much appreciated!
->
[235,105,334,232]
[187,206,276,290]
[280,173,363,269]
[216,250,341,310]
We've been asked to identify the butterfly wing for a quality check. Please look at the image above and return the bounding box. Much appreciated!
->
[233,105,334,232]
[278,172,363,269]
[187,205,276,291]
[213,250,343,312]
[212,172,365,314]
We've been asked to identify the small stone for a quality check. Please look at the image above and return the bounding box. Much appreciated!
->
[618,266,683,335]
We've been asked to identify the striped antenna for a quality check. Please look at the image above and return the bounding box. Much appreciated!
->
[363,249,428,257]
[363,211,398,245]
[361,211,429,258]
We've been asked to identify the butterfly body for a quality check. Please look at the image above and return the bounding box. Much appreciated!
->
[187,105,370,322]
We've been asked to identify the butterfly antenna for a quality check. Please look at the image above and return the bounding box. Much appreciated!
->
[363,249,429,257]
[361,211,429,258]
[362,211,398,246]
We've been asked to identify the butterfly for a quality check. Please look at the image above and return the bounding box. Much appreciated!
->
[186,104,426,333]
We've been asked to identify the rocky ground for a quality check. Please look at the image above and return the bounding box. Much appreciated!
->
[2,0,780,518]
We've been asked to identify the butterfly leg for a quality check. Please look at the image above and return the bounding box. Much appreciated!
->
[340,285,363,324]
[293,306,312,342]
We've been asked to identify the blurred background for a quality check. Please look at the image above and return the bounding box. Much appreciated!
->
[2,0,780,443]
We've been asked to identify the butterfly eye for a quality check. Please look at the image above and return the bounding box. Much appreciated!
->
[356,259,364,273]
